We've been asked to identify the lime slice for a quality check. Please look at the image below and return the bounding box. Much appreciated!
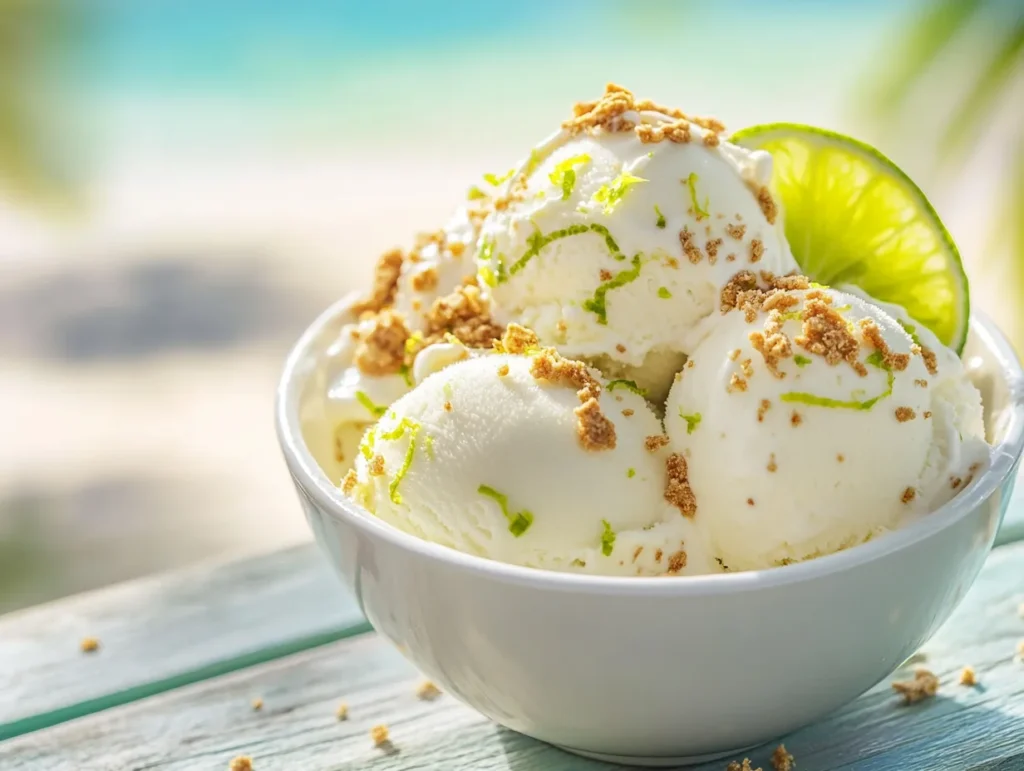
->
[731,123,968,353]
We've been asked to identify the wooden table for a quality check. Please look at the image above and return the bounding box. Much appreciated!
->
[2,502,1024,770]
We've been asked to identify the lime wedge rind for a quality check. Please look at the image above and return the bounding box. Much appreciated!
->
[731,123,968,354]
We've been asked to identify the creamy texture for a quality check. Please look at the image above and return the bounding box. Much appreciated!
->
[349,353,716,576]
[665,285,988,571]
[476,113,798,394]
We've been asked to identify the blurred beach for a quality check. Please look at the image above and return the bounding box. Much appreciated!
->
[1,0,1018,611]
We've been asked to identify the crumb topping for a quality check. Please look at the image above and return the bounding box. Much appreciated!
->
[497,364,510,377]
[915,379,928,388]
[530,348,602,401]
[767,452,777,472]
[342,469,358,494]
[665,453,697,517]
[771,744,795,771]
[796,299,866,375]
[749,239,764,263]
[726,759,760,771]
[425,284,503,348]
[622,408,634,416]
[918,344,939,375]
[369,455,386,476]
[959,666,976,686]
[758,399,772,422]
[901,486,916,504]
[616,343,627,353]
[951,476,962,489]
[747,183,778,225]
[923,410,932,419]
[679,226,704,264]
[749,311,793,378]
[575,398,617,451]
[645,434,670,452]
[636,119,692,144]
[791,410,802,426]
[417,681,442,700]
[895,407,916,422]
[667,550,688,573]
[892,668,939,704]
[728,373,748,393]
[353,248,404,315]
[706,237,723,262]
[443,401,452,412]
[859,319,911,371]
[355,310,410,377]
[410,265,439,293]
[729,348,741,361]
[497,322,539,354]
[725,223,746,240]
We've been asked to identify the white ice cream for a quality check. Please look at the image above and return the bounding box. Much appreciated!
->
[665,283,988,571]
[476,108,797,399]
[348,353,718,576]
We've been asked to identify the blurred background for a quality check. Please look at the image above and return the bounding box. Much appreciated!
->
[1,0,1021,613]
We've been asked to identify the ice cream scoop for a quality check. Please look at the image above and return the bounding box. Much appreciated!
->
[476,85,798,399]
[347,344,717,576]
[665,276,988,571]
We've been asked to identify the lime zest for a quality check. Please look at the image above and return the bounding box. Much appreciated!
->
[467,186,487,201]
[658,287,672,299]
[594,171,647,214]
[606,379,646,396]
[583,254,643,324]
[424,434,435,460]
[477,484,534,537]
[627,468,636,478]
[571,557,586,567]
[780,352,894,411]
[484,169,515,187]
[523,148,547,178]
[685,172,710,219]
[378,418,422,504]
[508,223,625,277]
[355,391,388,419]
[398,364,413,387]
[680,410,702,434]
[549,154,591,201]
[793,354,812,368]
[359,426,376,460]
[600,519,616,556]
[654,205,666,229]
[898,319,923,347]
[405,331,425,356]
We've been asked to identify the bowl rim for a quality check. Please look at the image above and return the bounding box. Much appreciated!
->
[276,300,1024,596]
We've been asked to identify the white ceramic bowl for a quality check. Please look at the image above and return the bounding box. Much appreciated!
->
[276,302,1024,767]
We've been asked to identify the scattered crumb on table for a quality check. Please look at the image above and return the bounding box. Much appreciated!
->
[959,666,976,686]
[726,759,760,771]
[229,757,253,771]
[416,680,442,700]
[1017,641,1024,658]
[892,668,939,704]
[371,724,390,746]
[771,743,795,771]
[335,702,349,721]
[251,698,263,711]
[80,637,100,653]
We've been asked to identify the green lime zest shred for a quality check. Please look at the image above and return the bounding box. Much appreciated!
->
[680,410,701,434]
[424,434,435,460]
[658,287,672,299]
[898,319,922,347]
[594,171,647,214]
[508,223,624,276]
[606,379,646,396]
[600,519,616,556]
[477,484,534,537]
[483,169,515,186]
[359,426,376,460]
[378,418,422,504]
[404,331,425,356]
[793,354,812,368]
[778,310,803,322]
[685,172,709,218]
[355,391,388,418]
[627,467,636,479]
[523,148,547,178]
[583,254,643,324]
[467,186,487,201]
[549,154,591,200]
[398,364,413,387]
[654,205,666,229]
[780,352,894,411]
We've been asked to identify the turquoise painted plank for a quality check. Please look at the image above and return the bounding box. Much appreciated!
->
[0,544,368,741]
[4,541,1023,770]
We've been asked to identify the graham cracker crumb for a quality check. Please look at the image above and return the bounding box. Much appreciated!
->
[706,238,724,264]
[531,348,602,402]
[703,131,721,147]
[680,226,704,264]
[791,411,803,427]
[895,407,916,422]
[633,546,643,562]
[667,550,688,573]
[497,364,510,377]
[749,311,794,379]
[645,434,670,452]
[353,248,404,315]
[918,344,938,375]
[497,323,539,355]
[251,698,263,711]
[564,83,637,135]
[666,256,679,269]
[749,183,778,224]
[599,268,613,281]
[443,401,452,412]
[425,284,503,349]
[860,319,911,371]
[959,666,976,686]
[725,223,746,240]
[655,548,663,562]
[636,118,693,144]
[371,724,390,746]
[687,359,695,368]
[923,411,933,419]
[665,453,697,517]
[796,299,866,375]
[80,637,100,653]
[448,241,466,258]
[749,239,765,263]
[229,757,253,771]
[767,453,777,472]
[336,702,349,720]
[726,760,760,771]
[758,399,772,422]
[410,265,439,293]
[950,476,962,489]
[740,358,754,378]
[622,408,634,416]
[616,343,627,354]
[342,470,358,494]
[728,373,748,393]
[892,668,939,704]
[556,319,568,333]
[355,310,410,377]
[369,455,386,476]
[417,681,442,701]
[901,487,917,504]
[771,744,795,771]
[729,348,741,361]
[726,253,737,262]
[837,454,845,462]
[747,498,755,506]
[575,398,617,451]
[915,379,928,388]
